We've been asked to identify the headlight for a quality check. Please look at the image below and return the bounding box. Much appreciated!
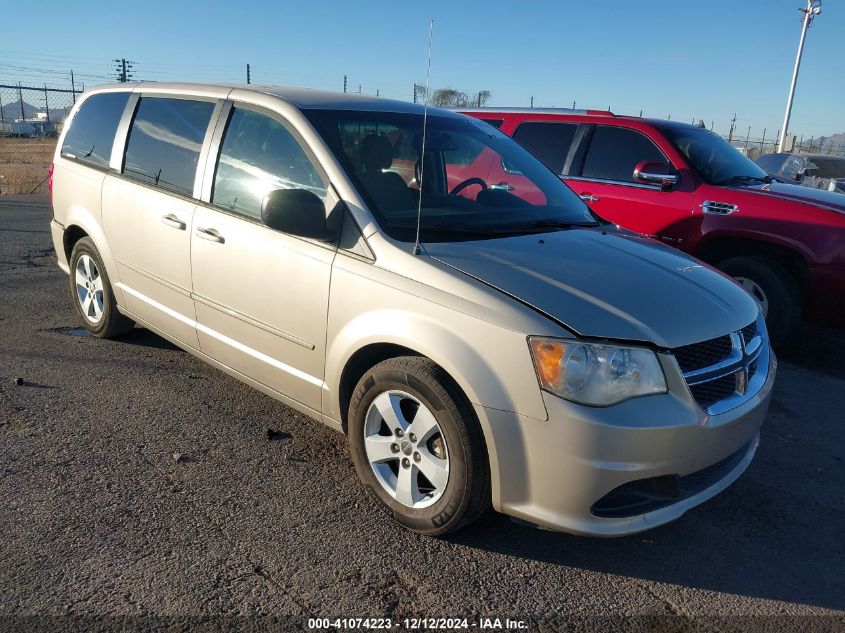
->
[528,337,667,406]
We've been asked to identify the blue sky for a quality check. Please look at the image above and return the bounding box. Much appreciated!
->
[1,0,841,139]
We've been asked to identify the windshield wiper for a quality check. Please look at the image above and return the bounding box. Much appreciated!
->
[504,218,599,233]
[715,174,772,186]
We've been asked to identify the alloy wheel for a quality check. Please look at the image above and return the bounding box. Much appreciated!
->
[735,276,769,317]
[363,390,449,509]
[75,254,105,324]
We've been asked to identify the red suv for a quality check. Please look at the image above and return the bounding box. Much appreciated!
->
[458,108,845,346]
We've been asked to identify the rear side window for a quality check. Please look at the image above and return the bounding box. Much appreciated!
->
[512,122,577,174]
[479,119,503,129]
[61,92,130,168]
[581,126,666,183]
[212,107,327,220]
[123,97,215,196]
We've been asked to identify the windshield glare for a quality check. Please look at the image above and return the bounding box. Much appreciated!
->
[662,126,769,185]
[305,109,596,242]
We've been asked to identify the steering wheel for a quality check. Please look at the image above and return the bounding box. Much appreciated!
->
[450,177,488,196]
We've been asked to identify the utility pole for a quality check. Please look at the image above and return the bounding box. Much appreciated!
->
[0,92,4,123]
[343,75,347,93]
[43,84,50,122]
[114,58,135,83]
[530,96,534,108]
[760,128,767,154]
[18,83,24,121]
[70,69,76,103]
[246,64,251,84]
[728,113,737,142]
[778,0,822,152]
[745,126,751,146]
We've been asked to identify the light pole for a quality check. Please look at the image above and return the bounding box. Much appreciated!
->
[778,0,822,152]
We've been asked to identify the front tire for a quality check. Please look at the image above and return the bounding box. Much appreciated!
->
[717,255,801,348]
[348,357,490,536]
[68,237,134,338]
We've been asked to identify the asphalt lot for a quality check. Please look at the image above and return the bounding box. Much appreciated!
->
[0,195,843,632]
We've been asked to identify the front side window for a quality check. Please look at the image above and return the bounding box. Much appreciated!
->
[305,109,596,243]
[512,122,577,174]
[61,92,130,168]
[123,97,214,196]
[211,107,327,220]
[581,126,667,183]
[661,126,769,185]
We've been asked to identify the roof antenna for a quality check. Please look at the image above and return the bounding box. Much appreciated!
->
[413,19,434,256]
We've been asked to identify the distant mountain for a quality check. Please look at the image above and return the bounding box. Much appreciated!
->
[813,132,845,153]
[0,99,71,123]
[0,99,39,122]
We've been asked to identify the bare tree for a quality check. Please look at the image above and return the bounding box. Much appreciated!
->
[429,88,491,108]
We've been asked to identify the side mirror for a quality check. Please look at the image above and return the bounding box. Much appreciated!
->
[261,189,328,240]
[633,161,679,190]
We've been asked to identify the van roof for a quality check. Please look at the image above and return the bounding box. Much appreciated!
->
[89,81,453,116]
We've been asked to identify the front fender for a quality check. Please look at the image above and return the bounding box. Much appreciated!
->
[326,308,525,419]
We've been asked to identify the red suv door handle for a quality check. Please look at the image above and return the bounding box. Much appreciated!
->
[580,193,600,202]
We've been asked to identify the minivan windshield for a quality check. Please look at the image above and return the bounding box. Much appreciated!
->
[662,126,770,186]
[305,109,598,242]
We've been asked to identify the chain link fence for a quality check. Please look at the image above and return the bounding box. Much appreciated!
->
[1,79,842,195]
[0,83,81,195]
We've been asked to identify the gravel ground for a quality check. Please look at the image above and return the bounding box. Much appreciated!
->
[0,196,843,632]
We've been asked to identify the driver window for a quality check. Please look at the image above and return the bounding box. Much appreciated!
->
[211,107,328,220]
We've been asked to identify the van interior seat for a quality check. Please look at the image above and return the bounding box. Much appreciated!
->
[357,134,417,216]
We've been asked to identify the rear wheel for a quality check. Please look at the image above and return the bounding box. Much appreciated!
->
[68,237,134,338]
[348,357,490,536]
[717,255,801,348]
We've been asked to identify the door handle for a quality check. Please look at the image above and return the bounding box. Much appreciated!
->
[580,194,600,202]
[489,182,515,191]
[195,227,225,244]
[161,213,187,230]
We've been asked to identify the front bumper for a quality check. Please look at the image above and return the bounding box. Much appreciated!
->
[477,348,776,536]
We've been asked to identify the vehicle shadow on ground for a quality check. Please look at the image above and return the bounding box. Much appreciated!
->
[779,323,845,381]
[121,327,181,351]
[448,503,842,611]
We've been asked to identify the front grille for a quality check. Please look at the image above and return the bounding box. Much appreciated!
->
[689,374,737,409]
[741,322,757,347]
[671,318,766,413]
[673,335,732,373]
[591,440,753,518]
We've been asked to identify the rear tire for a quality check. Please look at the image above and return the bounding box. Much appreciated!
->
[348,356,490,536]
[68,237,134,339]
[717,255,801,348]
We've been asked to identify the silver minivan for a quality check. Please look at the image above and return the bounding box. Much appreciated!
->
[50,83,775,536]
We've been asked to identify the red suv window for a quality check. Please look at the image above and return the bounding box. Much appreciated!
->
[512,122,578,174]
[581,125,666,183]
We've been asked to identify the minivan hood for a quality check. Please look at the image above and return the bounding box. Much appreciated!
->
[425,228,758,349]
[740,181,845,214]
